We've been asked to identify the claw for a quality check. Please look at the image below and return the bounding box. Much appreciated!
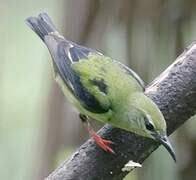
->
[79,114,115,154]
[90,130,115,154]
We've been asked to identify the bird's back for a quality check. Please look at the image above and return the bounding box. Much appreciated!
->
[72,54,144,104]
[26,13,144,115]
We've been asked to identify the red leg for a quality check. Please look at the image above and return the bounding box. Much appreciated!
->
[80,114,115,154]
[88,128,115,154]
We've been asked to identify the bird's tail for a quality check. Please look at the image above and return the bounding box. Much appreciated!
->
[26,13,76,96]
[25,13,58,41]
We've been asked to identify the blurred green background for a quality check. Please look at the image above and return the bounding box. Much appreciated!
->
[1,0,196,179]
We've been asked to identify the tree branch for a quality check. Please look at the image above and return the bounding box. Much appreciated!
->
[46,42,196,180]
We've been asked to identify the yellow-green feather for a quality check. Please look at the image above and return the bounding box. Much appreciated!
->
[72,54,143,101]
[54,54,166,139]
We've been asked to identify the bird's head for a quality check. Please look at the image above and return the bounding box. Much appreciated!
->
[142,113,176,162]
[131,93,176,162]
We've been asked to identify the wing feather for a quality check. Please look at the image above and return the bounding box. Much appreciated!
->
[48,38,109,113]
[26,13,144,114]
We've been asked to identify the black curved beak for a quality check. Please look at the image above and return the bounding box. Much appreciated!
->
[153,133,176,162]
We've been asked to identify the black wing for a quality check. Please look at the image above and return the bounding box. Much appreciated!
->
[26,13,108,113]
[55,41,109,113]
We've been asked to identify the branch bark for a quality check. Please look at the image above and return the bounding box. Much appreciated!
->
[46,42,196,180]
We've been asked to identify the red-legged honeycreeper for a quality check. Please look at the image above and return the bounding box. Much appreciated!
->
[26,13,176,161]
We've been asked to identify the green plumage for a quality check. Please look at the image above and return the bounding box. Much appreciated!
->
[69,54,166,138]
[26,13,176,161]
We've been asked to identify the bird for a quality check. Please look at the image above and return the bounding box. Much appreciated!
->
[26,13,176,161]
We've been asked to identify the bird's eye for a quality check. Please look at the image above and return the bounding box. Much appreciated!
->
[145,121,154,131]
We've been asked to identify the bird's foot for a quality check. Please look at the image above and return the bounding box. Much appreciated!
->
[79,113,115,154]
[90,129,115,154]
